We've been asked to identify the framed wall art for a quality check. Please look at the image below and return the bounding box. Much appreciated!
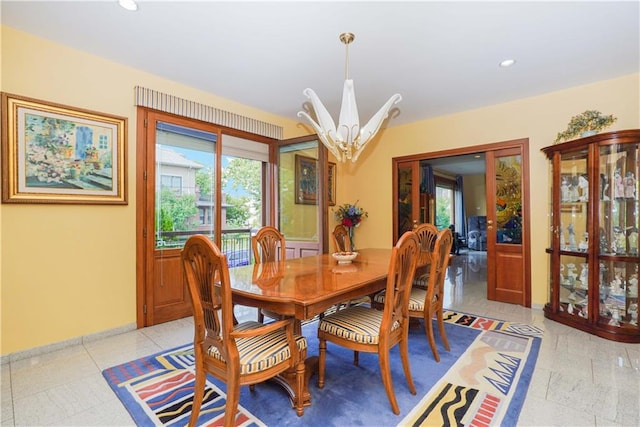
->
[1,93,127,204]
[295,154,318,205]
[328,161,336,206]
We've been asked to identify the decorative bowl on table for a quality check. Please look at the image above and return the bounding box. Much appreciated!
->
[332,251,359,264]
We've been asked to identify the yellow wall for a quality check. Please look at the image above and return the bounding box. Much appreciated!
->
[0,26,308,355]
[1,25,639,355]
[336,73,639,307]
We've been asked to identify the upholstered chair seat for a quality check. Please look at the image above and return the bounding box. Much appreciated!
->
[318,306,400,345]
[207,321,307,375]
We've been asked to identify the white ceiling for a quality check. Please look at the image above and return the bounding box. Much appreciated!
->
[2,1,638,131]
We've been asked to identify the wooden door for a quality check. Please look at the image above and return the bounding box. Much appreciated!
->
[137,110,221,326]
[395,160,422,242]
[485,146,530,305]
[277,136,326,256]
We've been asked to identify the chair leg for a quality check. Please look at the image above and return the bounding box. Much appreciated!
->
[424,310,440,362]
[189,367,206,427]
[378,349,400,415]
[353,350,359,366]
[399,335,416,395]
[257,308,264,323]
[224,378,240,427]
[436,308,450,351]
[318,338,326,389]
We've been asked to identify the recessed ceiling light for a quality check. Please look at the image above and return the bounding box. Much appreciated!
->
[119,0,138,11]
[499,59,516,68]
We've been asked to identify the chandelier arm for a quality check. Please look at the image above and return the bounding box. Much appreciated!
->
[336,79,359,145]
[300,88,338,138]
[297,111,343,160]
[350,93,403,163]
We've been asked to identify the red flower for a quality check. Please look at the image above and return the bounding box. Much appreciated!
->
[342,218,353,227]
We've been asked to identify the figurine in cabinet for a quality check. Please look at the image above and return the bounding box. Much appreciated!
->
[609,307,621,326]
[624,172,636,199]
[599,227,609,254]
[600,173,610,200]
[628,227,638,255]
[567,223,578,251]
[570,176,580,202]
[560,224,567,249]
[629,303,638,326]
[578,174,589,201]
[578,232,589,252]
[614,168,624,199]
[561,176,570,202]
[579,263,589,289]
[613,226,627,254]
[628,274,638,297]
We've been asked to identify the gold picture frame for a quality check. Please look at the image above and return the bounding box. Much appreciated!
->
[294,154,335,206]
[1,93,127,204]
[328,161,336,206]
[295,154,317,205]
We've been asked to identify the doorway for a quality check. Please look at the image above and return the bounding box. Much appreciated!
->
[392,137,531,307]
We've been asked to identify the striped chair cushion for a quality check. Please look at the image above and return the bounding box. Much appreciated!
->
[413,273,430,289]
[318,306,399,345]
[374,288,427,312]
[207,321,307,375]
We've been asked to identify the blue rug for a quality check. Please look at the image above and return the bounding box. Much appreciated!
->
[103,311,542,426]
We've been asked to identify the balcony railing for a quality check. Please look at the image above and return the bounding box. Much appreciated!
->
[156,228,254,267]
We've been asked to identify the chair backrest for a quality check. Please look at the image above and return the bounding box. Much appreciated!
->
[427,228,454,307]
[181,235,235,358]
[332,224,352,252]
[252,226,286,263]
[381,230,420,332]
[413,223,438,266]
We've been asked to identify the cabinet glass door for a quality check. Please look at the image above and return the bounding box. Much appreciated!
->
[598,142,639,327]
[558,148,589,317]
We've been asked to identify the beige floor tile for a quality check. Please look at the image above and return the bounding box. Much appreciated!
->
[547,371,618,420]
[518,394,597,426]
[10,346,101,400]
[82,330,162,370]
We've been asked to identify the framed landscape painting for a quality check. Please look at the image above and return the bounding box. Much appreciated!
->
[1,93,127,204]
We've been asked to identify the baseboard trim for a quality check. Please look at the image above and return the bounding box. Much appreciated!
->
[1,322,137,365]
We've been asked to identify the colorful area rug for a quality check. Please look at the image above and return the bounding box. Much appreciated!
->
[103,310,542,426]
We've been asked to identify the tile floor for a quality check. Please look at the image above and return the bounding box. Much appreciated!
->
[1,250,638,426]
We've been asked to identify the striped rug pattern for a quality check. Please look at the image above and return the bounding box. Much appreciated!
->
[103,310,542,426]
[399,311,542,426]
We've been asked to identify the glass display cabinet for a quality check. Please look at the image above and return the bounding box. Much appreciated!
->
[542,129,639,342]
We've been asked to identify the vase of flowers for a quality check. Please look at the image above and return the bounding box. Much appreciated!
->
[554,110,617,144]
[334,201,368,250]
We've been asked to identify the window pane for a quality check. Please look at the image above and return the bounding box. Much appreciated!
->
[155,122,216,249]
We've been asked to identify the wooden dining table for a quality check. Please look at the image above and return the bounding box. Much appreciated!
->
[227,248,394,409]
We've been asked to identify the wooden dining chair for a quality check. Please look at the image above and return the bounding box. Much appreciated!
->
[412,222,439,288]
[375,227,453,362]
[317,231,419,415]
[332,224,352,253]
[181,235,307,427]
[252,226,287,323]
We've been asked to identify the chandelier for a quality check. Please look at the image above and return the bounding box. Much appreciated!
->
[297,33,402,163]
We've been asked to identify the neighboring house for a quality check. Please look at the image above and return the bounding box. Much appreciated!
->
[156,147,227,230]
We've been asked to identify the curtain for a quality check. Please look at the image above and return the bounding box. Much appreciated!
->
[455,175,466,237]
[421,165,435,195]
